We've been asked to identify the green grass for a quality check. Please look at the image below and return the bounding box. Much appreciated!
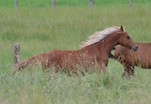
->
[1,2,151,104]
[1,0,151,8]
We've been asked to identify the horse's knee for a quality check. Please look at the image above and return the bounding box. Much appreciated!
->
[122,66,134,77]
[99,63,107,73]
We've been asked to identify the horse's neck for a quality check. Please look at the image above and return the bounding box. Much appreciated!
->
[80,44,100,55]
[98,34,120,54]
[80,34,120,56]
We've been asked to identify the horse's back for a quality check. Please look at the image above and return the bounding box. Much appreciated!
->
[41,50,66,69]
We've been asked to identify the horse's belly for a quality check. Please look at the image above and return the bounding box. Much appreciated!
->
[134,57,151,69]
[61,55,99,71]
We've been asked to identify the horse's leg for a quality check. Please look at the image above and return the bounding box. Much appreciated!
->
[117,56,134,77]
[96,61,107,74]
[101,63,107,74]
[122,64,134,77]
[130,66,134,76]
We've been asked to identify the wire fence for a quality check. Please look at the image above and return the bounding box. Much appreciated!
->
[14,0,134,9]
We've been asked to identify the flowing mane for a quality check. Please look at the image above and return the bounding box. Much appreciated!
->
[80,26,123,48]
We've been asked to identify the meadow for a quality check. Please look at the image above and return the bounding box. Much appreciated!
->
[0,0,151,104]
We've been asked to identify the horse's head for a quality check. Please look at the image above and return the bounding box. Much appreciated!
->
[117,26,138,51]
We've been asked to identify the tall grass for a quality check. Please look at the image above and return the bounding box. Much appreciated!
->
[0,4,151,104]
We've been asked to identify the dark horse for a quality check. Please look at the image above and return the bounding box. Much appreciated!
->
[13,26,138,74]
[110,43,151,76]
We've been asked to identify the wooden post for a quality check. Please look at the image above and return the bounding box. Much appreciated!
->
[89,0,94,8]
[52,0,56,9]
[130,0,133,8]
[15,0,19,8]
[14,43,20,65]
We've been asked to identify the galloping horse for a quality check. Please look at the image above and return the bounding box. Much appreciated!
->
[13,26,138,74]
[110,43,151,76]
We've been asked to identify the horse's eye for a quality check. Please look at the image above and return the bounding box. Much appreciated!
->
[127,36,130,39]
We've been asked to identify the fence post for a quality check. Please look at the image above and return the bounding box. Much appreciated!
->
[129,0,133,8]
[14,43,20,66]
[52,0,56,9]
[89,0,94,8]
[15,0,19,8]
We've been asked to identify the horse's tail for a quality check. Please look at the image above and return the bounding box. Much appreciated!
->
[12,55,43,74]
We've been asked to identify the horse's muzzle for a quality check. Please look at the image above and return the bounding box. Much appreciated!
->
[131,46,138,52]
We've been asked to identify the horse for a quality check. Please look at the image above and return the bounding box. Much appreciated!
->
[13,26,138,74]
[110,43,151,77]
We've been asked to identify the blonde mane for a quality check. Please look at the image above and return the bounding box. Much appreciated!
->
[80,26,122,48]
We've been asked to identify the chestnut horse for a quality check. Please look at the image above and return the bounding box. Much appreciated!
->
[110,43,151,76]
[13,26,138,74]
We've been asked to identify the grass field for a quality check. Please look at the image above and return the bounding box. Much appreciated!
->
[0,1,151,104]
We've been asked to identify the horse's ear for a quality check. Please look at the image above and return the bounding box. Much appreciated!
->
[120,26,124,31]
